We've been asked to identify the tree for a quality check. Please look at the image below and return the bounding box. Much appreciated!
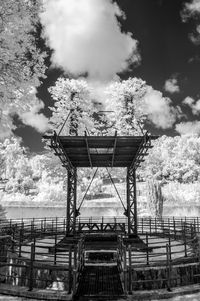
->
[0,137,26,180]
[104,77,148,135]
[146,179,164,218]
[141,135,200,183]
[48,78,98,135]
[0,0,46,138]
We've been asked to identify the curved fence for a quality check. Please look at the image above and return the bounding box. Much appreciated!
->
[0,216,199,295]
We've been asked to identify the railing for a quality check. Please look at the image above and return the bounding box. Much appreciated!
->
[0,216,200,295]
[120,218,200,292]
[73,238,85,296]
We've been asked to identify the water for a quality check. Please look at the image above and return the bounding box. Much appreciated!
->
[4,204,123,220]
[4,206,67,219]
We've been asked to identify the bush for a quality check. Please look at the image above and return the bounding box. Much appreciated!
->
[162,182,200,205]
[34,181,66,204]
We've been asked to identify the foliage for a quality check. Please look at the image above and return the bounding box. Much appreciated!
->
[162,182,200,205]
[48,78,98,135]
[0,203,6,222]
[30,152,67,181]
[104,77,147,135]
[0,191,32,206]
[141,135,200,183]
[0,137,26,179]
[34,180,66,203]
[78,168,105,199]
[0,0,46,138]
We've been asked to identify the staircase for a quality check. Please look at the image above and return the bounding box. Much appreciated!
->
[75,265,125,300]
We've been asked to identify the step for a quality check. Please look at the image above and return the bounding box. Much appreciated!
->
[75,266,124,299]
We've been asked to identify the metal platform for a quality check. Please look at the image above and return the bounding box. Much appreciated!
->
[75,266,124,299]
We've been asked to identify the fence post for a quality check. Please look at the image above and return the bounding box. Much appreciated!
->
[184,223,187,257]
[12,227,15,252]
[128,245,132,294]
[73,246,77,295]
[68,246,72,294]
[168,234,171,261]
[63,218,66,234]
[149,218,152,234]
[142,218,144,234]
[173,218,176,239]
[166,244,172,291]
[123,246,127,294]
[146,232,149,265]
[9,219,12,232]
[52,219,54,234]
[28,242,35,291]
[191,224,194,240]
[54,232,57,265]
[18,229,22,257]
[155,217,157,233]
[31,220,34,241]
[162,219,164,234]
[44,217,47,232]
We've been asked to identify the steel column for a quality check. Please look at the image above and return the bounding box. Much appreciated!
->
[66,167,77,234]
[127,167,137,235]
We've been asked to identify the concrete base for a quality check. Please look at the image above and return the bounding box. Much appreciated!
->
[1,283,200,300]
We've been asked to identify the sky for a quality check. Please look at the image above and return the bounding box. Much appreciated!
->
[14,0,200,152]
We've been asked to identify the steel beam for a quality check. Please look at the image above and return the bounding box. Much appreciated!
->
[111,131,117,167]
[85,131,93,168]
[126,167,137,236]
[66,167,77,234]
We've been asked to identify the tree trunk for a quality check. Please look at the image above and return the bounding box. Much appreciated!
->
[146,179,164,218]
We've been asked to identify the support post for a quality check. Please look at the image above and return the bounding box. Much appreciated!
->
[126,167,137,236]
[66,167,77,234]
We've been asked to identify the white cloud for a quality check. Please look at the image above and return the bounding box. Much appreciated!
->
[181,0,200,44]
[175,121,200,135]
[183,96,195,106]
[20,100,49,133]
[144,87,179,129]
[181,0,200,21]
[183,96,200,115]
[40,0,140,81]
[164,77,180,94]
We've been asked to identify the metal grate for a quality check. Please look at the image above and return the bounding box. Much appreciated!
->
[76,266,124,298]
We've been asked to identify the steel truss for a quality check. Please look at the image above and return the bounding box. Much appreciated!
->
[44,131,154,236]
[126,133,152,236]
[66,167,78,234]
[126,167,137,236]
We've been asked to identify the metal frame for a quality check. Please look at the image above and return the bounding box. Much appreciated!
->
[44,131,155,236]
[126,132,152,236]
[66,167,77,234]
[111,131,117,167]
[85,131,92,168]
[50,131,73,171]
[127,167,137,236]
[130,132,152,169]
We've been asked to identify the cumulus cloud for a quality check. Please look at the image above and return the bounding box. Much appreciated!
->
[40,0,140,81]
[181,0,200,44]
[144,87,179,129]
[183,96,200,115]
[175,121,200,135]
[20,100,49,133]
[164,77,180,94]
[181,0,200,21]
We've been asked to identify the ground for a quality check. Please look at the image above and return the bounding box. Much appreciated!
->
[1,293,200,300]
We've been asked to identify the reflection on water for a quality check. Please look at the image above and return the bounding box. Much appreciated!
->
[4,198,124,219]
[4,204,124,219]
